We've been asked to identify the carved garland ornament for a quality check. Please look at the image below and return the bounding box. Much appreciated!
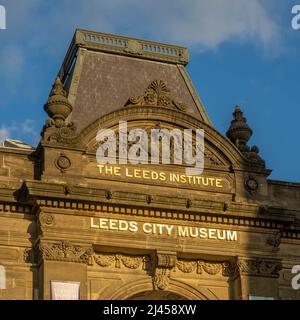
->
[176,258,281,278]
[176,259,227,276]
[125,80,187,111]
[94,253,151,270]
[176,260,197,273]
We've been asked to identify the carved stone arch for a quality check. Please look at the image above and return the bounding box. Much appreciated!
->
[86,119,229,168]
[77,105,246,170]
[101,277,215,300]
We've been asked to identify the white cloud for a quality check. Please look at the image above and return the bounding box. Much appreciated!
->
[0,127,9,144]
[1,0,281,51]
[156,0,280,51]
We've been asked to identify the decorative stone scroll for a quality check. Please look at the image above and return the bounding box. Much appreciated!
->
[237,258,282,278]
[39,241,93,265]
[125,80,186,111]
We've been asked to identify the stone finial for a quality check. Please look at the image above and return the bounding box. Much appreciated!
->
[226,105,253,152]
[226,105,265,166]
[44,77,73,128]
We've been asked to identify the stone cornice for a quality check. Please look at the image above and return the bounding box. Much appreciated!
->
[15,180,300,238]
[20,180,296,217]
[73,29,188,64]
[268,179,300,189]
[0,202,32,215]
[0,146,36,156]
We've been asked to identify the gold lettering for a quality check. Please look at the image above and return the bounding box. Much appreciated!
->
[129,221,138,232]
[227,230,237,241]
[216,179,223,188]
[180,174,187,183]
[159,172,166,181]
[155,224,165,235]
[151,171,159,180]
[97,165,226,190]
[178,226,189,237]
[105,165,113,175]
[143,223,152,234]
[90,217,99,228]
[99,218,109,229]
[209,178,215,186]
[143,170,150,179]
[134,169,142,178]
[189,227,198,238]
[208,228,217,239]
[125,168,133,177]
[199,228,207,238]
[109,219,118,230]
[91,217,238,242]
[165,224,174,235]
[201,177,209,186]
[217,229,226,240]
[119,220,129,231]
[171,173,180,183]
[97,164,105,174]
[114,166,121,176]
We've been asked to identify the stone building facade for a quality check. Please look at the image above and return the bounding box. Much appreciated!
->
[0,29,299,300]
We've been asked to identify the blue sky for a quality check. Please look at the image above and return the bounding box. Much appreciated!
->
[0,0,299,182]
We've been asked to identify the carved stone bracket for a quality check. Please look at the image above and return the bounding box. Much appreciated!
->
[153,251,177,291]
[153,267,171,291]
[39,241,93,265]
[156,252,177,269]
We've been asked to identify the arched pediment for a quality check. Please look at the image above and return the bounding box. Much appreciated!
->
[77,105,244,171]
